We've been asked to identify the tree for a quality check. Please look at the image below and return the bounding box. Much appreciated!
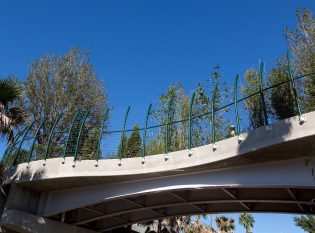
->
[117,134,128,159]
[126,124,142,158]
[238,213,254,233]
[0,77,28,142]
[138,216,215,233]
[215,216,235,233]
[285,8,315,112]
[285,9,315,75]
[203,65,231,141]
[148,82,190,155]
[20,47,108,158]
[185,215,216,233]
[294,215,315,233]
[192,83,210,147]
[81,128,101,160]
[241,69,268,129]
[165,216,191,233]
[115,124,142,159]
[147,66,232,156]
[182,66,232,149]
[269,56,296,120]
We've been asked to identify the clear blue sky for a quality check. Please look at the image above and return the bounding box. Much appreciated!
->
[0,1,314,232]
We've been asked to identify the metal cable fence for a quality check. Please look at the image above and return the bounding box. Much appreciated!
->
[3,58,315,167]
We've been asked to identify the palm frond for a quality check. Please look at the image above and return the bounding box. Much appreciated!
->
[0,78,21,106]
[7,107,28,125]
[0,107,28,143]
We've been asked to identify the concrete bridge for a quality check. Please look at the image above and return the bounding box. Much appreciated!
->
[1,110,315,233]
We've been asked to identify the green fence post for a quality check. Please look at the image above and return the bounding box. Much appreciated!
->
[43,114,63,165]
[142,104,152,164]
[234,74,243,142]
[259,62,269,126]
[119,106,130,166]
[73,110,90,167]
[14,121,36,165]
[287,51,305,123]
[27,118,48,166]
[3,127,28,166]
[62,111,79,164]
[164,97,174,160]
[95,109,109,167]
[211,95,218,150]
[188,93,195,156]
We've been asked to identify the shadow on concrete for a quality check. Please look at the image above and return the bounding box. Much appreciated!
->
[238,118,293,154]
[2,164,47,185]
[0,163,47,233]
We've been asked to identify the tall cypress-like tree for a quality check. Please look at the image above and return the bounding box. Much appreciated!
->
[126,124,142,158]
[117,134,128,159]
[269,56,296,120]
[81,128,100,160]
[241,69,267,129]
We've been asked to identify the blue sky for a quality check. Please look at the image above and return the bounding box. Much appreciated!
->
[0,1,314,232]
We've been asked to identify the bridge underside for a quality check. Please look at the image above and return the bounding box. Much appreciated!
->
[37,156,315,232]
[54,186,315,232]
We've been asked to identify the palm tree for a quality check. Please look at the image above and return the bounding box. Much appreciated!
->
[294,215,315,233]
[138,217,191,233]
[215,216,235,233]
[238,213,255,233]
[185,215,216,233]
[0,77,27,143]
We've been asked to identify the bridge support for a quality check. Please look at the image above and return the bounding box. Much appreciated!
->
[1,209,98,233]
[0,185,98,233]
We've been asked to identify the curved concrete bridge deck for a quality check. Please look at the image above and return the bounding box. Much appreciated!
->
[1,111,315,232]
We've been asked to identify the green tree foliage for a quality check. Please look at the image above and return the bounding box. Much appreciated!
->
[0,77,28,142]
[126,124,142,158]
[243,9,315,125]
[204,65,231,141]
[285,8,315,112]
[286,9,315,75]
[189,67,232,144]
[215,216,235,233]
[146,66,231,155]
[189,66,231,147]
[294,216,315,233]
[147,82,190,154]
[238,213,255,233]
[81,128,101,160]
[20,47,109,154]
[116,124,142,159]
[269,56,296,120]
[192,82,210,147]
[117,134,128,158]
[241,69,268,129]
